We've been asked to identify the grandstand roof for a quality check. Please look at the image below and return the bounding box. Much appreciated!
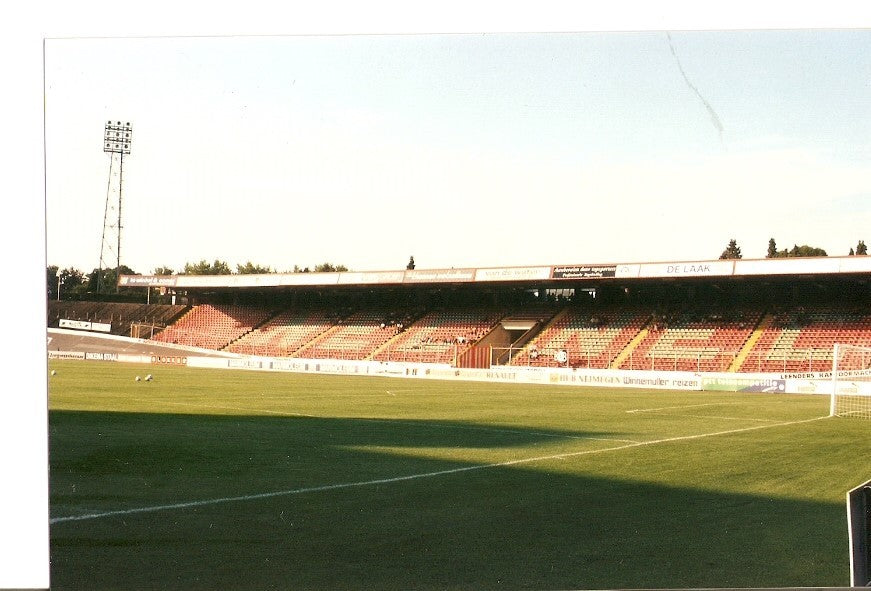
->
[119,255,871,291]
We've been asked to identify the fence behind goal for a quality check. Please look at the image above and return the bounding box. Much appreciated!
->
[830,344,871,418]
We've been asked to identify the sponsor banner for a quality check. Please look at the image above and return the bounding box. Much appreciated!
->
[118,354,153,364]
[338,271,405,285]
[786,379,832,395]
[550,369,701,390]
[48,351,85,360]
[616,264,640,278]
[702,377,786,393]
[228,274,282,288]
[85,352,118,361]
[838,256,871,274]
[779,368,871,380]
[59,319,91,331]
[474,266,552,282]
[552,265,617,280]
[312,360,377,375]
[734,257,840,276]
[405,268,476,283]
[279,272,341,287]
[58,319,112,333]
[270,359,312,372]
[150,355,188,365]
[787,378,871,396]
[424,366,549,383]
[639,260,735,278]
[173,274,280,288]
[229,358,265,369]
[186,357,229,369]
[117,275,177,287]
[173,275,231,288]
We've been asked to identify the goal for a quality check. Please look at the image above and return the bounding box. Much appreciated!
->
[830,344,871,418]
[847,479,871,586]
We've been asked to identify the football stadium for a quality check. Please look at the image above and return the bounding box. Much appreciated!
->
[39,27,871,591]
[47,258,871,589]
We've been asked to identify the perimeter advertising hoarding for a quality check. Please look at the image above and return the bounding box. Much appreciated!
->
[552,265,617,279]
[405,268,476,283]
[701,377,786,393]
[280,273,341,286]
[475,266,552,282]
[639,260,735,278]
[58,319,111,333]
[118,255,869,290]
[118,275,177,287]
[337,271,405,285]
[735,257,841,276]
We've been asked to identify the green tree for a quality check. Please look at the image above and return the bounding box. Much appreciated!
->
[407,256,416,270]
[313,263,348,273]
[89,265,136,293]
[719,239,742,260]
[152,266,175,275]
[60,267,85,294]
[236,261,274,274]
[47,266,59,299]
[182,259,232,275]
[767,238,777,258]
[857,240,867,255]
[788,244,827,257]
[766,238,827,258]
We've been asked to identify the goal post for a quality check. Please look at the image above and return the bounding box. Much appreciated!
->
[847,479,871,587]
[830,343,871,418]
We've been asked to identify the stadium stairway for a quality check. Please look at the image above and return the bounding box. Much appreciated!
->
[367,330,404,361]
[609,325,650,369]
[727,313,773,372]
[292,323,343,357]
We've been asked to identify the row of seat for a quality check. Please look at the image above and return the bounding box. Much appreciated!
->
[48,301,188,336]
[144,303,871,372]
[151,304,275,350]
[511,310,650,368]
[372,308,504,364]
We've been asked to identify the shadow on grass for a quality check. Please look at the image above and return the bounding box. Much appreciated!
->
[49,410,848,590]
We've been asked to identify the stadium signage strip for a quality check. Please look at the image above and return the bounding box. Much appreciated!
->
[474,266,552,282]
[638,260,735,278]
[118,255,871,289]
[58,318,112,333]
[552,265,617,279]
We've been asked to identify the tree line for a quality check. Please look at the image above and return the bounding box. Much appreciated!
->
[719,238,867,260]
[46,260,350,301]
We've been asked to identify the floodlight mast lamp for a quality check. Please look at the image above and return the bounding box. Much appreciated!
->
[97,121,132,294]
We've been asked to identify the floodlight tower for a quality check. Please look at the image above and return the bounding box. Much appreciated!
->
[97,121,132,293]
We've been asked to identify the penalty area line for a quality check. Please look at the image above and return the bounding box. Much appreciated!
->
[50,414,828,525]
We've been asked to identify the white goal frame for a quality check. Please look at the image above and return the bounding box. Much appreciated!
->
[830,343,871,418]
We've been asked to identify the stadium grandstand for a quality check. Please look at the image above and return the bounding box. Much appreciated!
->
[48,255,871,386]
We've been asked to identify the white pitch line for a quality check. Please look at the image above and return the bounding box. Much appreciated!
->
[626,401,742,414]
[658,413,782,423]
[50,414,829,525]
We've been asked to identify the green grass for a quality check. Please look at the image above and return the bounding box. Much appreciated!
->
[48,360,870,590]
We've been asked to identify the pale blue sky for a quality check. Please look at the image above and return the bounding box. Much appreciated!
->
[44,25,871,275]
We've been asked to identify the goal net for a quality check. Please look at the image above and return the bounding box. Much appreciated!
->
[830,344,871,418]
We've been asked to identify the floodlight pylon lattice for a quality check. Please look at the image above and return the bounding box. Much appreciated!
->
[97,121,132,293]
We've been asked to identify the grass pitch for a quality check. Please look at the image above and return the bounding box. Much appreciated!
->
[48,360,870,590]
